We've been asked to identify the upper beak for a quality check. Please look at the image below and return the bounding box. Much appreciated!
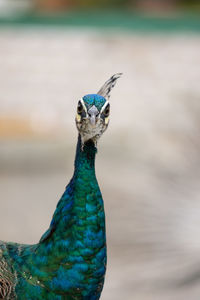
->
[88,105,99,127]
[89,114,96,127]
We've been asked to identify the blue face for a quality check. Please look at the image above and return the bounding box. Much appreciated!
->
[82,94,107,112]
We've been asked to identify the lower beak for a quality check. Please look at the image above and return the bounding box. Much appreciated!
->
[89,115,96,127]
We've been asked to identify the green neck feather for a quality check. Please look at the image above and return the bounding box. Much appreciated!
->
[34,134,105,268]
[10,136,106,299]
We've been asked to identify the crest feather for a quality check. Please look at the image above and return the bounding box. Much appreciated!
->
[97,73,122,100]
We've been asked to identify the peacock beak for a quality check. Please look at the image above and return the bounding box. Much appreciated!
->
[88,105,99,127]
[89,114,96,126]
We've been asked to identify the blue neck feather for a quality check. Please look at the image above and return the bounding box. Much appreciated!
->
[17,134,107,299]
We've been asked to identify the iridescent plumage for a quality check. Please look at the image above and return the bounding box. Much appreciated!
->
[0,74,121,299]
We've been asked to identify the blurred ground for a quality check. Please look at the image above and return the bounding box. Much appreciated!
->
[0,27,200,299]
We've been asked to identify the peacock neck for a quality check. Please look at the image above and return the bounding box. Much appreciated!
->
[13,134,106,299]
[39,134,98,242]
[74,134,97,177]
[34,133,106,270]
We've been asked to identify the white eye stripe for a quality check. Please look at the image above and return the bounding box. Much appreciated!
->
[79,98,88,116]
[100,100,109,114]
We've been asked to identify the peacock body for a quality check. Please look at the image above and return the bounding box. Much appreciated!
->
[0,74,121,300]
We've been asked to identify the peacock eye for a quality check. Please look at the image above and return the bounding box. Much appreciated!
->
[103,103,110,117]
[77,101,83,114]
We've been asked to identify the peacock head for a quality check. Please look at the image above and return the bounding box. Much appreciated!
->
[76,73,122,145]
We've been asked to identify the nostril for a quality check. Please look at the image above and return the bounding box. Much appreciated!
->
[88,105,99,119]
[88,112,99,118]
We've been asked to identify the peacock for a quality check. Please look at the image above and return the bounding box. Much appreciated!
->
[0,73,122,300]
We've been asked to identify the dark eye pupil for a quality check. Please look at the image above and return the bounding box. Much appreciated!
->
[77,101,83,114]
[104,104,110,117]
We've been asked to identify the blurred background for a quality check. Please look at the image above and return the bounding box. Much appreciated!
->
[0,1,200,299]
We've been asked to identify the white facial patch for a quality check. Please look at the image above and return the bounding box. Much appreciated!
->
[76,98,109,144]
[79,98,88,116]
[100,100,109,114]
